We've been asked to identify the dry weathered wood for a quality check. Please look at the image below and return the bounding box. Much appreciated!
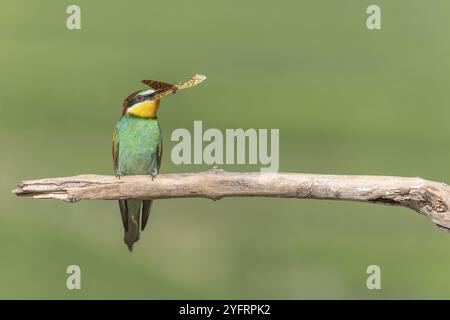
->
[12,168,450,231]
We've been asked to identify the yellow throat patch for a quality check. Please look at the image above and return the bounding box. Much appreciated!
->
[127,100,160,118]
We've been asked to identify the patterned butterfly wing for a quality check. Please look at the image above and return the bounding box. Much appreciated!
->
[176,74,207,90]
[142,79,176,91]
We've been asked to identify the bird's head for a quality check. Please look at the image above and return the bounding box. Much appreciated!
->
[122,88,167,119]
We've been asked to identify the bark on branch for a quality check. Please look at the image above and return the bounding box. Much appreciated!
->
[12,168,450,231]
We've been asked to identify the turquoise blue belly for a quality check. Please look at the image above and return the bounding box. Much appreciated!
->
[118,116,161,175]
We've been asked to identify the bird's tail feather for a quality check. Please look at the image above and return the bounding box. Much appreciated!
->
[119,199,142,251]
[141,200,153,231]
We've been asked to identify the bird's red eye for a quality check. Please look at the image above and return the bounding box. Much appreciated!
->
[136,96,143,101]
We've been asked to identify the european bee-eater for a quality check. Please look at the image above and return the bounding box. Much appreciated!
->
[112,74,206,251]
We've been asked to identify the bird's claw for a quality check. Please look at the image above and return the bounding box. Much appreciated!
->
[115,174,122,180]
[150,174,157,181]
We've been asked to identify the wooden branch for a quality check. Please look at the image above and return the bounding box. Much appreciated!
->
[12,168,450,231]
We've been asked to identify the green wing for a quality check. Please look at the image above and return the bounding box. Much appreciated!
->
[113,121,129,231]
[141,139,162,231]
[112,121,120,174]
[156,138,163,172]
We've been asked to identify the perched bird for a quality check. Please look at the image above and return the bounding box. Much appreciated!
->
[112,74,206,251]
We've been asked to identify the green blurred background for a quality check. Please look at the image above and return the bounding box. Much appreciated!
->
[1,0,450,299]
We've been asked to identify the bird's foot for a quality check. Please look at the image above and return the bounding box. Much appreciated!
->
[115,173,122,180]
[150,174,158,181]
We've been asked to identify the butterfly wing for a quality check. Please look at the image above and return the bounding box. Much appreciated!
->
[142,79,176,91]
